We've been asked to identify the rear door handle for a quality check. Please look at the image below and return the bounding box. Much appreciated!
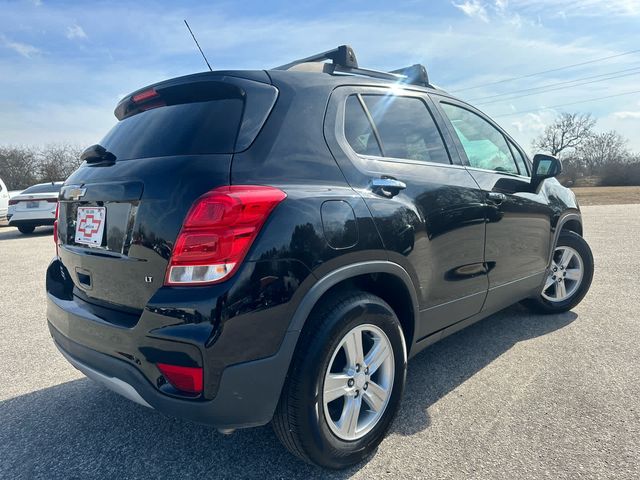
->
[371,177,407,198]
[487,192,507,204]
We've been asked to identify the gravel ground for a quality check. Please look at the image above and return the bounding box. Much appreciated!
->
[0,205,638,479]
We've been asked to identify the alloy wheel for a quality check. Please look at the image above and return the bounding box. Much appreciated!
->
[541,245,584,302]
[322,324,395,441]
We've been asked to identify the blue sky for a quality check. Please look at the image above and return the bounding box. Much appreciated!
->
[1,0,640,153]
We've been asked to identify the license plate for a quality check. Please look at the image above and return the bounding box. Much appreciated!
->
[26,201,39,208]
[75,207,106,246]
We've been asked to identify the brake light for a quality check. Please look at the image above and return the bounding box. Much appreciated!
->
[8,199,18,206]
[53,202,59,256]
[132,88,158,103]
[157,363,203,394]
[165,186,287,286]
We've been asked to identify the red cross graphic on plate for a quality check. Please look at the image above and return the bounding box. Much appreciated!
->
[78,214,101,238]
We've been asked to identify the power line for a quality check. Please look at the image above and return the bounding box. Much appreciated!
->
[475,70,640,106]
[491,89,640,118]
[468,65,640,102]
[451,48,640,93]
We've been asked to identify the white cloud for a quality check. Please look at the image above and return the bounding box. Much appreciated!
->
[66,24,87,40]
[0,35,41,58]
[452,1,490,22]
[517,0,640,17]
[613,111,640,119]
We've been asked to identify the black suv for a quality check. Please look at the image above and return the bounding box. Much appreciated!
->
[47,45,594,469]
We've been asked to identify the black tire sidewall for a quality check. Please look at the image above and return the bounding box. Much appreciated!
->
[296,294,407,469]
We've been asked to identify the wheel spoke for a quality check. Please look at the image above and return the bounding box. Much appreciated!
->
[324,373,350,403]
[556,279,567,299]
[564,268,581,281]
[543,274,555,291]
[559,249,574,269]
[338,395,362,438]
[343,329,364,368]
[364,339,391,375]
[363,381,387,413]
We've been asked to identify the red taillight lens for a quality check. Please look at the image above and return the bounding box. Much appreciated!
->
[165,186,287,286]
[53,202,59,256]
[8,199,17,206]
[157,363,203,394]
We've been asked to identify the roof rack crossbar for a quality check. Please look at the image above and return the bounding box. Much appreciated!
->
[274,45,359,71]
[273,45,433,88]
[389,64,430,87]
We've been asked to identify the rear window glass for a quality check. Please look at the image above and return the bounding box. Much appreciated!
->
[22,183,62,194]
[100,98,244,160]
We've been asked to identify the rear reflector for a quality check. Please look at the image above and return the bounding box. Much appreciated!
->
[165,186,287,286]
[157,363,203,394]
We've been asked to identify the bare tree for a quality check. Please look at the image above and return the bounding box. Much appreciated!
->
[532,112,596,157]
[0,144,84,190]
[577,131,629,175]
[0,146,38,190]
[37,143,84,182]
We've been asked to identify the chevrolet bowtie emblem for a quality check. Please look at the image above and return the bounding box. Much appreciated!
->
[68,187,87,201]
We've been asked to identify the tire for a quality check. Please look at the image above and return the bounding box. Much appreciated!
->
[18,225,35,234]
[273,290,407,469]
[522,230,594,314]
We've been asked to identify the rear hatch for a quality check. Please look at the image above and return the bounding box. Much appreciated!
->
[56,72,278,315]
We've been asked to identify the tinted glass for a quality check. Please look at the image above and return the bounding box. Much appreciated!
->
[22,183,63,194]
[362,95,450,164]
[344,95,383,156]
[101,98,244,160]
[441,103,518,174]
[508,139,529,176]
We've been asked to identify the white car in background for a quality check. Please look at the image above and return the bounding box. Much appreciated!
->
[8,182,63,234]
[0,177,9,221]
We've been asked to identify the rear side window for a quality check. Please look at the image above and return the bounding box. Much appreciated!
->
[344,96,383,156]
[344,94,450,164]
[101,98,244,160]
[21,183,62,194]
[440,103,518,174]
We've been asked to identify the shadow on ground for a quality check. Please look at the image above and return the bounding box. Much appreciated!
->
[0,305,577,479]
[0,225,53,240]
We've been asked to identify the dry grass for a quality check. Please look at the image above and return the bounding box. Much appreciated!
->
[571,186,640,206]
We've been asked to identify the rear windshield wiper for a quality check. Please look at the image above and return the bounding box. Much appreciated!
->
[81,144,116,164]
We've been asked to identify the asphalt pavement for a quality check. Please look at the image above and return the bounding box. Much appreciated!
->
[0,205,638,479]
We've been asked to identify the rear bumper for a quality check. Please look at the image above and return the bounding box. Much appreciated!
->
[9,218,54,227]
[49,319,298,429]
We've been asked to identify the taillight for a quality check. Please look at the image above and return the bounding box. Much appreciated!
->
[8,199,18,206]
[157,363,203,394]
[53,202,59,256]
[165,186,287,286]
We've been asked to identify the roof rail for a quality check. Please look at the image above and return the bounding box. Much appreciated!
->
[273,45,433,88]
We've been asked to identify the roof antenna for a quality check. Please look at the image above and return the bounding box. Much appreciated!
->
[184,19,212,71]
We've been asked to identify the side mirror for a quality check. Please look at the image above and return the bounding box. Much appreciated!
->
[531,154,562,188]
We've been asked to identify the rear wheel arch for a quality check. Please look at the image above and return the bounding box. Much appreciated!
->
[288,261,419,354]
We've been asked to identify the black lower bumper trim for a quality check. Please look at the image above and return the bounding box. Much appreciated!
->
[49,322,298,429]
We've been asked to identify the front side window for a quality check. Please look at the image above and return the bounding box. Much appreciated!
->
[440,103,518,174]
[507,139,529,176]
[343,93,450,165]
